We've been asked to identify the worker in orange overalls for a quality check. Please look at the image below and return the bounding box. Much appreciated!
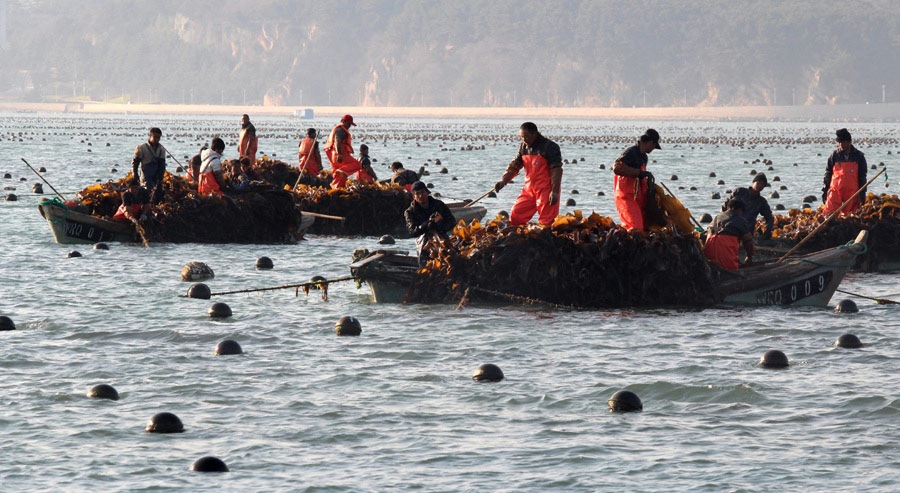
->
[613,129,661,231]
[324,114,373,188]
[493,122,563,226]
[822,128,867,215]
[704,199,755,270]
[297,128,322,176]
[237,114,258,165]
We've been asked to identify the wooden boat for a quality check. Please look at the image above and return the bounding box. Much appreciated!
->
[349,249,418,303]
[38,198,139,244]
[37,196,315,244]
[349,231,869,308]
[715,230,868,307]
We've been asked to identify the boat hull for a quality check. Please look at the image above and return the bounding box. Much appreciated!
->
[717,230,867,307]
[349,249,418,303]
[38,201,137,244]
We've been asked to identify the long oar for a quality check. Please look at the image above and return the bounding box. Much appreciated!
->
[300,211,346,221]
[660,181,704,230]
[835,288,900,305]
[777,167,886,263]
[21,158,67,201]
[463,187,496,208]
[159,144,184,175]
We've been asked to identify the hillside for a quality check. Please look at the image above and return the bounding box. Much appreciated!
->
[1,0,898,108]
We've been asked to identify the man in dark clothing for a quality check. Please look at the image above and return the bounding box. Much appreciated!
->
[387,161,420,191]
[405,181,456,266]
[131,127,166,203]
[722,172,774,239]
[613,129,661,231]
[704,199,755,270]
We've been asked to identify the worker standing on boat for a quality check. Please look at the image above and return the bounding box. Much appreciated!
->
[493,122,563,226]
[405,181,456,266]
[704,199,755,270]
[822,128,867,215]
[325,114,373,188]
[722,172,774,239]
[297,128,322,176]
[131,127,166,204]
[198,137,228,196]
[612,129,661,231]
[238,114,258,165]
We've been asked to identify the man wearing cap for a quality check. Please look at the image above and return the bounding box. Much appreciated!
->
[722,173,774,239]
[612,129,661,231]
[238,114,258,165]
[822,128,867,215]
[493,122,563,226]
[704,199,755,270]
[324,114,373,188]
[405,181,456,266]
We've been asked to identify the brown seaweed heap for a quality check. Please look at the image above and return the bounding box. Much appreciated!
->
[74,172,303,244]
[407,211,718,308]
[768,193,900,270]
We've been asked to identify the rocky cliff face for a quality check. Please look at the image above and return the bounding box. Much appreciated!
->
[1,0,898,108]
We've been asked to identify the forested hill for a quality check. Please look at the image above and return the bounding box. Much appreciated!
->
[1,0,898,108]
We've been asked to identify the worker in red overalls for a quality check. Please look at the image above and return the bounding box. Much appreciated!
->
[237,114,258,165]
[704,199,755,270]
[822,128,867,215]
[613,129,661,231]
[324,114,373,188]
[493,122,563,226]
[297,128,322,176]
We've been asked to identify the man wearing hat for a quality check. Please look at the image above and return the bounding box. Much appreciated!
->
[822,128,867,215]
[324,114,373,188]
[612,128,661,231]
[404,181,456,266]
[721,172,774,239]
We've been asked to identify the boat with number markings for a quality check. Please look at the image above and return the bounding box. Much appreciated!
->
[350,230,869,308]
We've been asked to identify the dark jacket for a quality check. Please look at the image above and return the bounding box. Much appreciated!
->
[405,196,456,238]
[723,187,774,236]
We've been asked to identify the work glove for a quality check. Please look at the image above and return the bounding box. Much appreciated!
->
[494,180,507,192]
[638,171,654,181]
[548,191,559,206]
[337,155,343,163]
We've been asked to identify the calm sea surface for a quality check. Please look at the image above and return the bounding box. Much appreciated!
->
[1,114,899,492]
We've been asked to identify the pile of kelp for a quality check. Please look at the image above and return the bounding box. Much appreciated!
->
[406,211,718,308]
[250,158,331,189]
[75,173,303,243]
[252,157,413,236]
[769,193,900,271]
[293,183,413,236]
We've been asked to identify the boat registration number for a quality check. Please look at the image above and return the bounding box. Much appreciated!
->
[756,271,833,305]
[64,222,116,242]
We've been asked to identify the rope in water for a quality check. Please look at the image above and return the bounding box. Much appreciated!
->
[835,288,900,305]
[202,275,358,296]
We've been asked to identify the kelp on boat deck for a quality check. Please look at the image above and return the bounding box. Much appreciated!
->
[407,211,718,308]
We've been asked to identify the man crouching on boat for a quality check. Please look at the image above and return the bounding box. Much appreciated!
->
[404,181,456,267]
[113,178,151,222]
[198,138,228,196]
[704,199,755,270]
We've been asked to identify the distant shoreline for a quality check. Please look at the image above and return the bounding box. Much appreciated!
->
[1,101,898,122]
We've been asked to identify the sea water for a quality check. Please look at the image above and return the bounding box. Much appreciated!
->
[1,114,899,492]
